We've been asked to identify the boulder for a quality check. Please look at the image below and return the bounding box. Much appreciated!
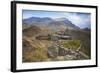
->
[58,47,70,56]
[64,55,77,60]
[47,45,59,58]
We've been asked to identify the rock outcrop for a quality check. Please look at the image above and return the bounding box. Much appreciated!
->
[47,45,59,58]
[47,45,89,60]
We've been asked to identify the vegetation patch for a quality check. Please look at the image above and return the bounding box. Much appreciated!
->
[61,40,81,50]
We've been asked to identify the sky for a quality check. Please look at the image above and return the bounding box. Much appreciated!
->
[23,10,91,28]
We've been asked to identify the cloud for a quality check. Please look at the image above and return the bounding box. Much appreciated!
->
[64,13,91,28]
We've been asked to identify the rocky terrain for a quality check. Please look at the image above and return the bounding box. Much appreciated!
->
[22,17,91,62]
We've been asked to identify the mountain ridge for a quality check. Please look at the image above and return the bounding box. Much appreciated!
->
[23,17,80,30]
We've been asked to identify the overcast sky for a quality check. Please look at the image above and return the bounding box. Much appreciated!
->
[23,10,91,28]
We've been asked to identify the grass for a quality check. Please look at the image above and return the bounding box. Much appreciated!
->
[26,47,47,62]
[61,40,81,50]
[22,37,48,62]
[65,29,91,58]
[22,25,91,62]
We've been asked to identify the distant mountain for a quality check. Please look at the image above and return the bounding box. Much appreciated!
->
[82,28,90,31]
[55,18,80,29]
[23,17,80,30]
[23,17,53,25]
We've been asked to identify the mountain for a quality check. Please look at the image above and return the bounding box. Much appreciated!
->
[23,17,53,25]
[23,17,80,30]
[23,25,42,37]
[55,18,80,29]
[82,28,90,31]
